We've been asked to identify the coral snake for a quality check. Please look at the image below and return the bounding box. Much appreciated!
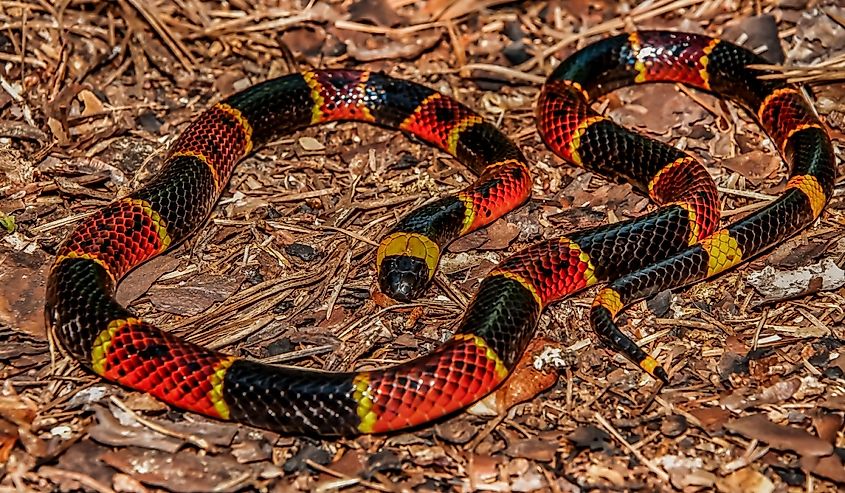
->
[46,31,835,435]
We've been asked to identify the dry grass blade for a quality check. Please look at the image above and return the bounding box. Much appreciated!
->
[516,0,710,71]
[747,60,845,84]
[123,0,197,72]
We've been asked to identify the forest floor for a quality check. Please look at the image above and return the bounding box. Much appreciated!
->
[1,0,845,491]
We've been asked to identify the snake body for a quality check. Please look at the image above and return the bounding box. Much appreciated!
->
[46,31,835,435]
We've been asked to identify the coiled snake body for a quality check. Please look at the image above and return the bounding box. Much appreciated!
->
[46,31,835,435]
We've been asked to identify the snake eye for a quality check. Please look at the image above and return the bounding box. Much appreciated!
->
[378,255,430,302]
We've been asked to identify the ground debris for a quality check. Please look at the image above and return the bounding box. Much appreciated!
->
[2,0,844,491]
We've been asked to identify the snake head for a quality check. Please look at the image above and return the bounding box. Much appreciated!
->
[378,255,430,301]
[376,232,440,302]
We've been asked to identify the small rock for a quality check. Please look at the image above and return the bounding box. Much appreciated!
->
[286,243,318,261]
[138,111,163,133]
[298,136,325,151]
[504,20,524,41]
[646,290,672,317]
[243,266,264,286]
[266,338,293,357]
[567,425,611,452]
[503,41,531,65]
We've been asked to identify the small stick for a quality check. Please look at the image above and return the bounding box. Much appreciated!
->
[305,459,393,493]
[594,412,670,483]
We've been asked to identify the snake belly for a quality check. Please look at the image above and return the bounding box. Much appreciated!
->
[45,31,835,436]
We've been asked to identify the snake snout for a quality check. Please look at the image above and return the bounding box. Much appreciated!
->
[378,255,430,302]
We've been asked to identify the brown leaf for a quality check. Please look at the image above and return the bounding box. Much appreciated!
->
[148,272,242,315]
[716,467,774,493]
[100,447,255,493]
[53,177,114,200]
[17,427,48,458]
[721,150,781,184]
[322,449,364,479]
[115,255,180,305]
[800,454,845,484]
[231,439,272,464]
[78,89,106,117]
[469,338,568,417]
[820,394,845,411]
[725,414,833,457]
[722,15,784,64]
[55,440,120,490]
[0,249,49,339]
[813,413,843,443]
[504,439,557,462]
[344,31,443,62]
[429,0,519,21]
[467,453,504,491]
[88,405,184,453]
[0,419,18,463]
[348,0,404,27]
[479,220,520,250]
[434,417,477,444]
[448,231,488,253]
[0,394,37,427]
[732,378,802,410]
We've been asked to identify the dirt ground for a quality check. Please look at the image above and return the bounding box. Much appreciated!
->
[1,0,845,492]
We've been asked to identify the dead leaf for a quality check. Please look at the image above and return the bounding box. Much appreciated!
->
[231,438,272,464]
[720,150,781,184]
[343,31,443,62]
[479,220,521,250]
[298,136,325,151]
[820,394,845,411]
[504,439,557,462]
[88,405,184,453]
[434,417,477,444]
[566,425,611,452]
[722,15,784,63]
[100,447,255,492]
[148,272,243,316]
[0,418,18,463]
[813,413,843,443]
[716,467,774,493]
[586,464,626,487]
[725,414,833,457]
[688,406,731,432]
[47,117,69,145]
[0,249,49,339]
[726,378,802,411]
[800,453,845,484]
[348,0,404,27]
[54,440,121,490]
[115,255,181,305]
[78,89,105,117]
[467,453,505,491]
[468,338,568,416]
[747,259,845,303]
